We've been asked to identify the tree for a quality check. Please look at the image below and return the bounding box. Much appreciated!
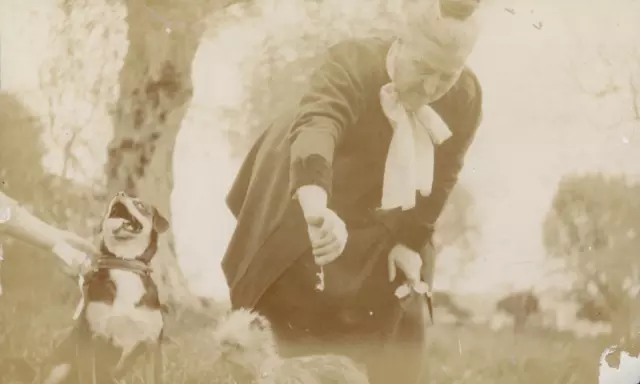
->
[35,0,239,311]
[104,0,234,310]
[495,290,540,330]
[575,297,610,323]
[542,172,640,338]
[433,184,479,256]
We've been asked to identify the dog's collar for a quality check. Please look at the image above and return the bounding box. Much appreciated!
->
[72,256,153,321]
[89,256,152,277]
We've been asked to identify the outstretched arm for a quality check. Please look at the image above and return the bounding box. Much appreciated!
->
[288,40,379,217]
[0,191,96,266]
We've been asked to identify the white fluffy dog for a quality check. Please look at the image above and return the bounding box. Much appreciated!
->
[211,309,370,384]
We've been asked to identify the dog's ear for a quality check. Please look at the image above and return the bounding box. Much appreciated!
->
[153,208,170,233]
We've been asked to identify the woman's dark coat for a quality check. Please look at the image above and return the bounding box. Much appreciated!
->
[222,37,483,311]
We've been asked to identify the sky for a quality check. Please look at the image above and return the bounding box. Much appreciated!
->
[455,0,639,294]
[1,0,639,302]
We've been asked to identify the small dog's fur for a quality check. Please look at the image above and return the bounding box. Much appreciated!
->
[212,309,370,384]
[40,191,169,384]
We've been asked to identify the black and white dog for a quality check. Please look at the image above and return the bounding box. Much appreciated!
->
[41,191,169,384]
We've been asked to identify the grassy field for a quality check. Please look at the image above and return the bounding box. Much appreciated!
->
[0,244,610,383]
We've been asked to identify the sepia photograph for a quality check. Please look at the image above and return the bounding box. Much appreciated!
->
[0,0,638,382]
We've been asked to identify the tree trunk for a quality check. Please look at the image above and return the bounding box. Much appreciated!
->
[105,0,216,310]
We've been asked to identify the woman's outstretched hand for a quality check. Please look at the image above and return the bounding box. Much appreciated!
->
[295,185,348,266]
[305,208,348,266]
[53,230,97,276]
[58,229,97,255]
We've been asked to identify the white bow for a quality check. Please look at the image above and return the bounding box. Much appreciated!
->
[379,43,452,210]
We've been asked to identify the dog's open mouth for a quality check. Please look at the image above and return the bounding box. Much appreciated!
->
[109,202,142,233]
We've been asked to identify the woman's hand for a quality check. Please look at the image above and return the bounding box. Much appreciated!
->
[388,243,432,299]
[305,209,348,266]
[52,230,97,276]
[388,243,423,285]
[52,241,93,276]
[57,230,96,255]
[295,185,349,265]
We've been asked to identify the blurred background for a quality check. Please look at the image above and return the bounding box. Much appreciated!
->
[1,0,639,382]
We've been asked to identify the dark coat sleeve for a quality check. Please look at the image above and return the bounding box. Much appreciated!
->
[288,40,379,198]
[391,68,483,252]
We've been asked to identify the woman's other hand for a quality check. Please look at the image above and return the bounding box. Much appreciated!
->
[387,243,423,285]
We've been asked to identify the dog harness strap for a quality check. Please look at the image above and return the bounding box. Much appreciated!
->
[72,275,87,320]
[71,258,151,320]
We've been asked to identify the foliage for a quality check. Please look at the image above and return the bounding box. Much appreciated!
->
[0,95,100,361]
[434,183,480,255]
[542,172,640,337]
[576,298,610,323]
[543,173,640,257]
[207,0,407,154]
[558,6,640,328]
[433,291,471,321]
[37,0,128,186]
[0,94,109,238]
[496,290,541,328]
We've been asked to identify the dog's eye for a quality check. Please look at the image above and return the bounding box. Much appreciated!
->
[133,201,147,213]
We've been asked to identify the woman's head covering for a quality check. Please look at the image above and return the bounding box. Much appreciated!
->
[440,0,479,21]
[401,0,481,74]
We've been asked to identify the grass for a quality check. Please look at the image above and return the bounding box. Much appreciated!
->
[0,244,610,383]
[427,325,607,383]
